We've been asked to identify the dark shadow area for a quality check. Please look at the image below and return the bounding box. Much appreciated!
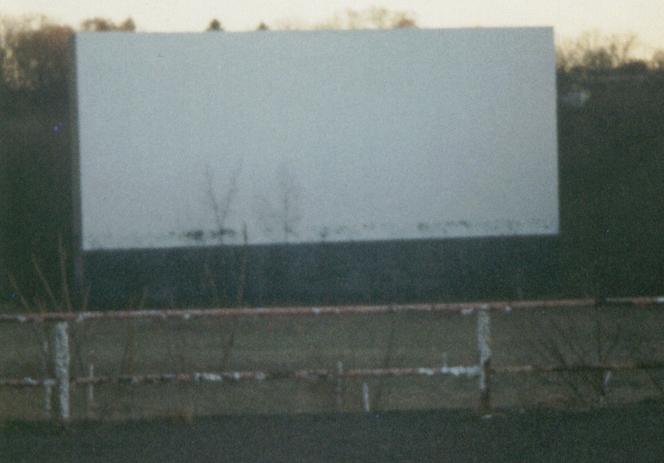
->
[81,236,561,308]
[3,400,664,462]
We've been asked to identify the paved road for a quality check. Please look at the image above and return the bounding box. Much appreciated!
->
[2,401,664,462]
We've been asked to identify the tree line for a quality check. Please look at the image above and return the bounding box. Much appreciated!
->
[1,13,663,108]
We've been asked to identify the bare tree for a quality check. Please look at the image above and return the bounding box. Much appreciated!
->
[276,165,302,243]
[652,50,664,70]
[275,7,417,31]
[204,164,241,245]
[317,7,417,30]
[254,164,302,243]
[80,17,136,32]
[0,14,135,95]
[557,30,639,72]
[0,15,72,92]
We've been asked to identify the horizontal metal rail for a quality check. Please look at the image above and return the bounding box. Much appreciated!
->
[0,365,480,388]
[1,296,663,324]
[0,378,56,388]
[4,361,664,389]
[493,361,664,374]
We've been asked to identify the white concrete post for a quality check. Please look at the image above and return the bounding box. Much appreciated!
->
[53,322,70,421]
[477,308,492,414]
[44,384,53,419]
[87,363,96,418]
[40,338,52,419]
[336,361,344,412]
[362,382,370,413]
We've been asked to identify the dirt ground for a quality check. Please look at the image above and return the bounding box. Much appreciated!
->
[3,400,664,463]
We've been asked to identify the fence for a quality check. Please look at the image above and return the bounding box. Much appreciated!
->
[1,296,664,421]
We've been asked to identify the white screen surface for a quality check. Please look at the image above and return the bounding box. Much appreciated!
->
[74,28,558,251]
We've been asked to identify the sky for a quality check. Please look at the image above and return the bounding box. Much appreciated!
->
[2,0,663,54]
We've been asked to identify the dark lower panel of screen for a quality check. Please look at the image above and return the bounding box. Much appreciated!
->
[78,236,568,308]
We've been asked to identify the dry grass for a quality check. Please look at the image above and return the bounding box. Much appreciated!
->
[0,305,663,421]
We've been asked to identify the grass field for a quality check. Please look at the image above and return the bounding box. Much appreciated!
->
[3,401,664,462]
[1,303,664,421]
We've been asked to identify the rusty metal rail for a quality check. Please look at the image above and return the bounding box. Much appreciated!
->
[493,361,664,375]
[4,360,663,389]
[1,296,662,324]
[0,365,481,389]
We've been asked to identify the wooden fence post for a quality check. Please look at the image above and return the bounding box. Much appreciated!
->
[53,321,70,422]
[477,308,491,414]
